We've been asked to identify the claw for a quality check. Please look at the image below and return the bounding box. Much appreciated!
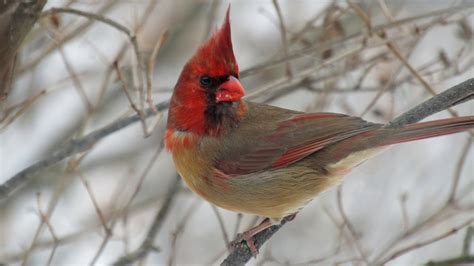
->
[229,214,298,257]
[230,232,259,257]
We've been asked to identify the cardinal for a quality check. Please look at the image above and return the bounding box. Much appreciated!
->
[165,8,473,254]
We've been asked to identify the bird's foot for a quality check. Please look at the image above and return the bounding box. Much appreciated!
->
[229,218,273,257]
[230,231,259,257]
[229,214,298,257]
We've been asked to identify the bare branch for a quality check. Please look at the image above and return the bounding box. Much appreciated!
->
[381,218,474,264]
[146,30,168,112]
[447,140,472,203]
[35,193,59,266]
[221,215,294,266]
[0,100,169,201]
[113,176,180,266]
[463,226,474,256]
[426,255,474,266]
[212,205,231,251]
[388,78,474,127]
[41,7,131,37]
[336,186,368,263]
[240,5,474,78]
[17,1,117,75]
[78,173,111,235]
[272,0,292,78]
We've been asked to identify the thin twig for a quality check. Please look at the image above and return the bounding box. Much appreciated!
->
[21,157,85,264]
[463,226,474,256]
[233,213,243,239]
[168,200,201,266]
[426,255,474,266]
[0,100,169,201]
[272,0,292,78]
[372,139,474,264]
[0,90,46,130]
[336,186,369,264]
[18,1,117,75]
[35,193,59,266]
[57,45,93,112]
[146,30,168,113]
[399,192,410,230]
[381,218,474,264]
[240,5,474,78]
[349,1,460,118]
[41,6,146,115]
[113,61,142,115]
[211,205,231,251]
[113,176,180,265]
[447,140,472,203]
[42,7,131,39]
[246,43,365,100]
[78,173,111,235]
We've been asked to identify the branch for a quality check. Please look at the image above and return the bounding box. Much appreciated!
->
[113,176,180,265]
[388,78,474,127]
[426,256,474,266]
[221,215,294,266]
[239,5,474,78]
[0,0,48,101]
[424,225,474,265]
[0,101,169,201]
[220,78,474,265]
[381,218,474,264]
[16,1,117,75]
[271,0,292,78]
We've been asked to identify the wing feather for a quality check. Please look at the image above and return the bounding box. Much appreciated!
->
[213,103,380,176]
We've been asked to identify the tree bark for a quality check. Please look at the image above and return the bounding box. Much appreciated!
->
[0,0,48,101]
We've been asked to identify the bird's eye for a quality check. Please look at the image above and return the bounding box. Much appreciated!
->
[200,75,212,87]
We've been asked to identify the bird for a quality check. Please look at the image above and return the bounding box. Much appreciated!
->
[164,8,473,254]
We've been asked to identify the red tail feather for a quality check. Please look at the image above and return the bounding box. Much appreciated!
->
[380,116,474,146]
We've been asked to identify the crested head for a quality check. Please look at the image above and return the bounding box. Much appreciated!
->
[185,7,239,79]
[167,7,247,138]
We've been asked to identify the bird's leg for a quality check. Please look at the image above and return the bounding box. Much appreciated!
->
[230,213,297,256]
[230,217,273,256]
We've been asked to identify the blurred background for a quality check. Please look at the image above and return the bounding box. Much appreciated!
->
[0,0,473,265]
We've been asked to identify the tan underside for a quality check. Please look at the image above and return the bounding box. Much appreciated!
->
[170,130,384,219]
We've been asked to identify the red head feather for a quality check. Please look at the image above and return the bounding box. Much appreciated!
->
[167,7,245,138]
[184,7,239,79]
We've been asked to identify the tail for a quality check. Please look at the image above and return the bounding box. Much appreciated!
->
[379,116,473,146]
[313,116,472,167]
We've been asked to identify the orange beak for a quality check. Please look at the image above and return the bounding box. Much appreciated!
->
[216,76,245,103]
